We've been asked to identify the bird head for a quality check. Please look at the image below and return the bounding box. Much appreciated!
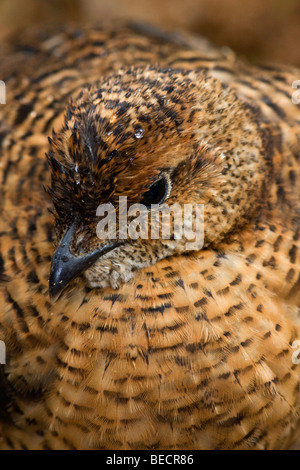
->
[47,66,264,301]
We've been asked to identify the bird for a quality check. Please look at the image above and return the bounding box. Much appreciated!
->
[0,22,299,450]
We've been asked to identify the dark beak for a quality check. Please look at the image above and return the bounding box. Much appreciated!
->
[49,223,122,302]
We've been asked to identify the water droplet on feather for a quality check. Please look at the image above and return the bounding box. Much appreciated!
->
[134,128,144,139]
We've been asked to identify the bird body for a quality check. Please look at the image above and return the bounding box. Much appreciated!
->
[0,24,299,450]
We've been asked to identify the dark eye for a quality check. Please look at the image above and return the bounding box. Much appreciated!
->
[140,176,169,207]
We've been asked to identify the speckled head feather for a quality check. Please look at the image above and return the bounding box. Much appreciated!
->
[47,66,265,289]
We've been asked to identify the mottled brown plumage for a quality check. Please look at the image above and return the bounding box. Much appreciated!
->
[0,24,300,450]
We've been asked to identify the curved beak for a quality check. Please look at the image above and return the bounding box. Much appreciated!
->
[49,223,122,302]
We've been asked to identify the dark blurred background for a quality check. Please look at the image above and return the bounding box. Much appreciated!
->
[0,0,300,66]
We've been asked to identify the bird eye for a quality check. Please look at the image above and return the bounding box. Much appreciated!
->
[140,176,169,207]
